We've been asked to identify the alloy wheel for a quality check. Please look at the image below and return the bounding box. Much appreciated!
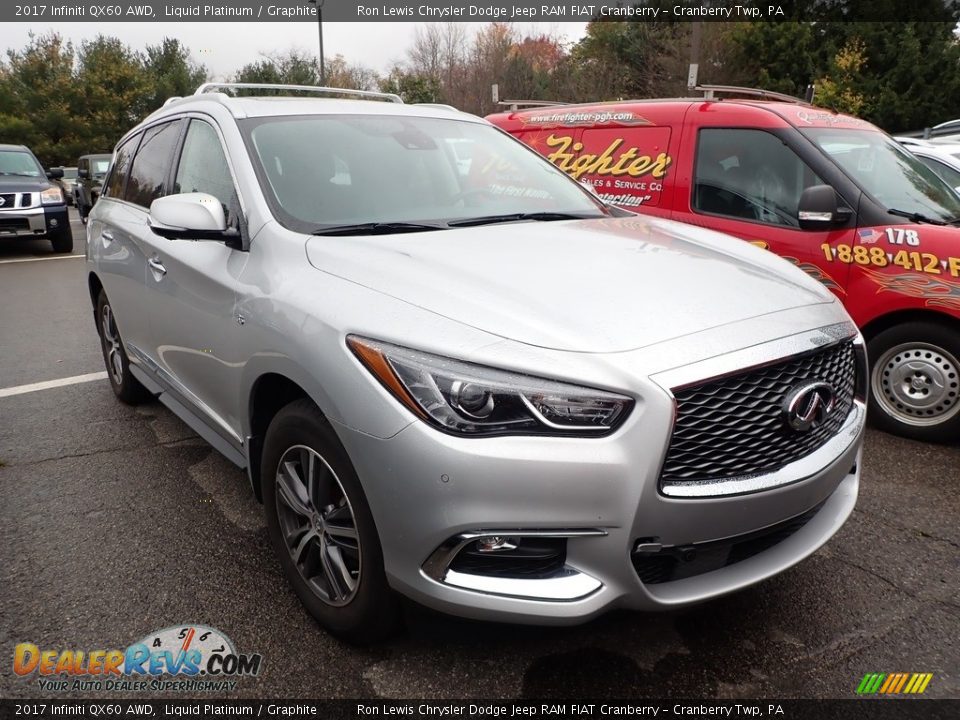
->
[274,445,361,606]
[100,304,124,384]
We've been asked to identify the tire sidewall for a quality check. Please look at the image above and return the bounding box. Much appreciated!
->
[261,400,395,642]
[95,291,148,404]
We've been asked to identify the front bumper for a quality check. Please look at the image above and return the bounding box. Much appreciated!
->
[333,392,864,625]
[0,204,68,238]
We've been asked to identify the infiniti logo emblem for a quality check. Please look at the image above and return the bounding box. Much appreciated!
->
[0,196,6,207]
[784,382,837,432]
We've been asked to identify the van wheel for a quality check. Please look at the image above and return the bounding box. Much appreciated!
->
[96,291,151,405]
[867,321,960,443]
[262,399,400,644]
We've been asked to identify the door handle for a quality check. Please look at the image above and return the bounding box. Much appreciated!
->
[148,257,167,279]
[100,229,114,246]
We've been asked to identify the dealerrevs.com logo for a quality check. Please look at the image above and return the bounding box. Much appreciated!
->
[13,624,263,692]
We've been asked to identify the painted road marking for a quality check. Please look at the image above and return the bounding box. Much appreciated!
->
[0,372,107,398]
[0,255,85,265]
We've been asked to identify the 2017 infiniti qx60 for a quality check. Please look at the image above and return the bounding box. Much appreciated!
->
[86,84,866,642]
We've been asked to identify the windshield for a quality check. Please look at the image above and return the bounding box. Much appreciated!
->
[91,158,110,177]
[242,114,608,232]
[0,150,43,177]
[805,128,960,222]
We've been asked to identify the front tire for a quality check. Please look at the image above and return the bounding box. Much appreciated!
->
[868,321,960,443]
[96,291,151,405]
[50,224,73,253]
[262,399,400,643]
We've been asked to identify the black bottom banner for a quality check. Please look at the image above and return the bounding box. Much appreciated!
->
[1,700,958,720]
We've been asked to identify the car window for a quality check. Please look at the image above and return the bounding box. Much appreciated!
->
[694,128,824,228]
[917,155,960,191]
[91,158,111,178]
[125,121,183,208]
[0,150,44,177]
[104,136,139,199]
[242,114,606,232]
[805,128,960,222]
[174,119,239,223]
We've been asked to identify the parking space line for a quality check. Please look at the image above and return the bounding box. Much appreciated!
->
[0,372,107,398]
[0,255,85,265]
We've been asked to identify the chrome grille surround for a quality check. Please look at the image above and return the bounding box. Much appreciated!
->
[660,340,858,490]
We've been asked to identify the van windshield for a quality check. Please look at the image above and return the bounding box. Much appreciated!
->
[805,128,960,222]
[241,114,608,233]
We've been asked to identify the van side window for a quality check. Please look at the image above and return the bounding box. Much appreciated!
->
[125,121,183,208]
[173,120,240,224]
[694,129,823,228]
[104,137,138,199]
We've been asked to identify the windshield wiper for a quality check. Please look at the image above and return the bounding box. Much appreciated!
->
[447,212,601,228]
[311,221,448,236]
[886,208,949,226]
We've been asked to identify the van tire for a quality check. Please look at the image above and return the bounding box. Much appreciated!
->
[867,321,960,443]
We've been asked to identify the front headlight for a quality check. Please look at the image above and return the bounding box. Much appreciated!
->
[347,336,633,437]
[40,187,63,205]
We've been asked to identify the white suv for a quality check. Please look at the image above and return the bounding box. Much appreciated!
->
[87,84,866,642]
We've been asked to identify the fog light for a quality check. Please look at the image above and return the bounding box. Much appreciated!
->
[49,219,58,228]
[476,536,518,553]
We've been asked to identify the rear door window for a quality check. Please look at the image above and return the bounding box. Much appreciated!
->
[125,121,183,208]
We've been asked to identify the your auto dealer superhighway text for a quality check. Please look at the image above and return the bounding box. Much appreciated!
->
[356,5,782,18]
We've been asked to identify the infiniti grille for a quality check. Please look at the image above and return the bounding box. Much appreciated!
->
[661,341,857,484]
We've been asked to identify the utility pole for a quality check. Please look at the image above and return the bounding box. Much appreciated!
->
[687,21,702,92]
[308,0,325,85]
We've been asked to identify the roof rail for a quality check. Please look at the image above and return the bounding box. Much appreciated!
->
[498,100,568,111]
[414,102,460,112]
[162,96,183,106]
[193,83,403,104]
[697,84,812,105]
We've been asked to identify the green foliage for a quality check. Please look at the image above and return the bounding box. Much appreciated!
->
[380,68,441,104]
[0,32,207,166]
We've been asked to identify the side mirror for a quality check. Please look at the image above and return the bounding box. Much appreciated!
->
[149,193,234,241]
[46,167,64,180]
[798,185,840,230]
[78,168,90,179]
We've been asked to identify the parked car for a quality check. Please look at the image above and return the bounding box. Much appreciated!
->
[75,153,112,223]
[488,88,960,443]
[56,166,79,205]
[895,137,960,192]
[0,144,73,253]
[87,83,865,642]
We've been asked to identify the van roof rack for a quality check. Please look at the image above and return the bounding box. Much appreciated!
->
[193,83,403,104]
[498,100,569,111]
[697,84,813,105]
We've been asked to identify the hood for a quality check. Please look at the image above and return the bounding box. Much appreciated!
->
[0,175,54,193]
[305,215,835,353]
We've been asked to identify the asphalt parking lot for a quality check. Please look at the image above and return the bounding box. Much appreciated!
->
[0,209,957,700]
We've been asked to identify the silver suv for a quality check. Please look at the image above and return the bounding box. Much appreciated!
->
[87,84,866,642]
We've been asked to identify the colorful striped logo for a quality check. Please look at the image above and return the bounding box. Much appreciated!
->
[857,673,933,695]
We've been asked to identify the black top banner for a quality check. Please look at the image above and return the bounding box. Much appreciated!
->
[3,0,960,23]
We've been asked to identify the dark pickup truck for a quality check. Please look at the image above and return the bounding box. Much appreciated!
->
[0,144,73,253]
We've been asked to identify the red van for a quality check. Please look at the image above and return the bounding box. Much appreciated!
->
[488,93,960,443]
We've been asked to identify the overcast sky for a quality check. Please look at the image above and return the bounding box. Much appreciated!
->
[0,22,589,79]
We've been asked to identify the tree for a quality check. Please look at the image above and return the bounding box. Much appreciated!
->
[814,39,867,117]
[380,67,441,103]
[141,38,208,110]
[0,32,77,166]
